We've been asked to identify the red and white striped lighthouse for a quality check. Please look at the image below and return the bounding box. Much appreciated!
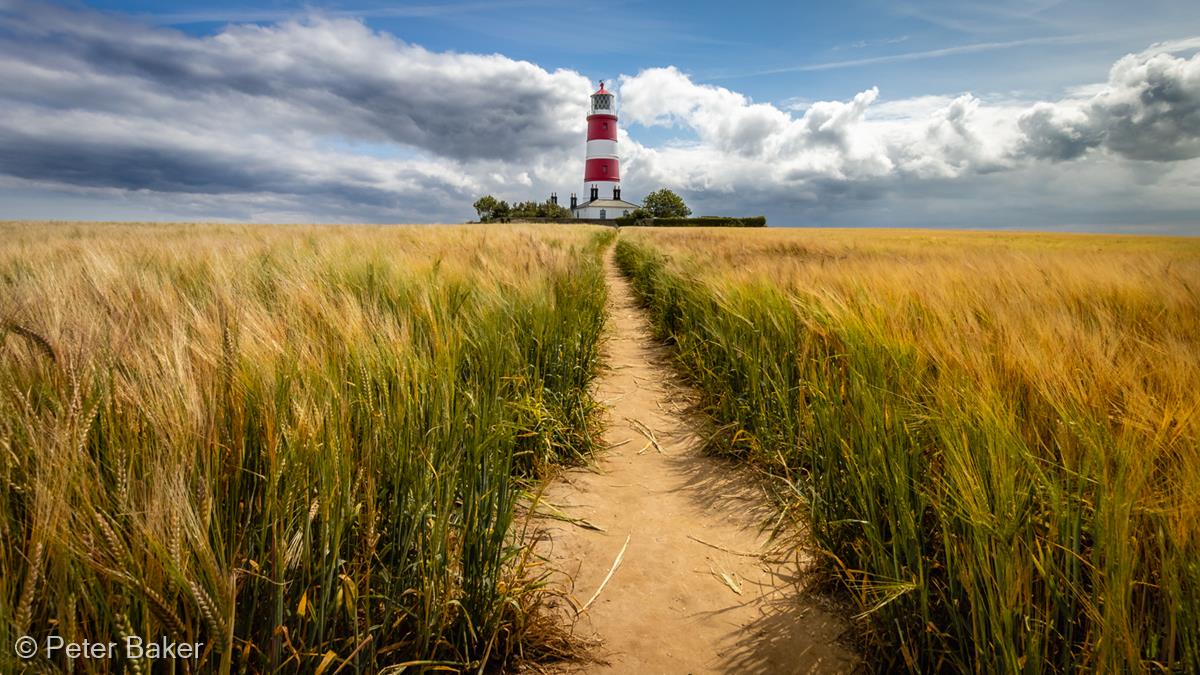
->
[568,81,637,219]
[583,81,621,201]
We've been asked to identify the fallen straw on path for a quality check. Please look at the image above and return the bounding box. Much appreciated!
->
[688,535,763,558]
[579,534,631,614]
[626,418,664,454]
[533,504,607,533]
[709,562,743,596]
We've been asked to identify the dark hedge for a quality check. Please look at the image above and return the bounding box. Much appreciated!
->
[614,215,767,228]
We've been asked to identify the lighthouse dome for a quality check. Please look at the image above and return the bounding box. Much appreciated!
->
[590,81,614,114]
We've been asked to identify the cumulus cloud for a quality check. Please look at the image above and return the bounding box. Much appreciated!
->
[1,2,588,161]
[616,45,1198,224]
[0,0,586,221]
[1016,103,1099,161]
[615,67,1008,207]
[1016,48,1200,162]
[0,0,1197,229]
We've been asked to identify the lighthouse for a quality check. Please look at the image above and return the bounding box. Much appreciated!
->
[570,81,639,220]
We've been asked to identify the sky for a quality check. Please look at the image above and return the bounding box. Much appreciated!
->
[1,0,1198,232]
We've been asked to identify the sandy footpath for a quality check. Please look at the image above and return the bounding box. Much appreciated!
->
[535,244,858,674]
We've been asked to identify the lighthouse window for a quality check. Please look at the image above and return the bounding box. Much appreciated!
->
[601,165,608,174]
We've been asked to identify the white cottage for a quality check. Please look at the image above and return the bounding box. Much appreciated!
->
[570,184,640,220]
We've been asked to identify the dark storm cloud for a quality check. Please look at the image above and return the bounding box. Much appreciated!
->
[0,1,585,162]
[1100,52,1200,161]
[1017,48,1200,162]
[0,0,586,217]
[0,102,480,213]
[1016,105,1100,161]
[0,129,286,194]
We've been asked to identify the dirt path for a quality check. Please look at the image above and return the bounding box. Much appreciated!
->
[536,244,857,674]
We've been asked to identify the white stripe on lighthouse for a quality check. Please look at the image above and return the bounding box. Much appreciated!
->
[585,139,618,158]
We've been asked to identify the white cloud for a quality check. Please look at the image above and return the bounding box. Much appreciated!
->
[0,1,588,220]
[0,0,1197,230]
[1016,46,1200,161]
[616,69,1013,201]
[615,43,1199,226]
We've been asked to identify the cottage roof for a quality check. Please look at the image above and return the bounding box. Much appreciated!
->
[574,198,640,210]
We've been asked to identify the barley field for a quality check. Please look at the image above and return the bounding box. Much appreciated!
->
[7,221,1198,673]
[0,222,612,673]
[616,228,1200,672]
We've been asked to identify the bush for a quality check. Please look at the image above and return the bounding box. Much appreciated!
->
[614,215,767,228]
[641,188,692,218]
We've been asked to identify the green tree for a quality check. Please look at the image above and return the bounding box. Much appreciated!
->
[492,200,510,221]
[473,195,499,221]
[642,188,692,218]
[476,195,568,222]
[542,199,570,219]
[512,200,540,218]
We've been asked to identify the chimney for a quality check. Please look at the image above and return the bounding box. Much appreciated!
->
[550,192,557,205]
[613,186,621,200]
[569,193,577,209]
[590,185,599,201]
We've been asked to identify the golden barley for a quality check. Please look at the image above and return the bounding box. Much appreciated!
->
[617,227,1200,672]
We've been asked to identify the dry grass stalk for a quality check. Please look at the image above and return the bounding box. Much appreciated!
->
[579,534,631,614]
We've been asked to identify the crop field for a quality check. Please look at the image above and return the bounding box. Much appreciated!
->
[5,221,1197,674]
[616,228,1200,672]
[0,222,612,673]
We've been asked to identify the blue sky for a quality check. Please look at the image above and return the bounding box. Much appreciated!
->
[84,1,1200,102]
[2,0,1199,230]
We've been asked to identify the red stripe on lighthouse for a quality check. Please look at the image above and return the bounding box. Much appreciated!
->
[584,158,619,182]
[587,115,618,141]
